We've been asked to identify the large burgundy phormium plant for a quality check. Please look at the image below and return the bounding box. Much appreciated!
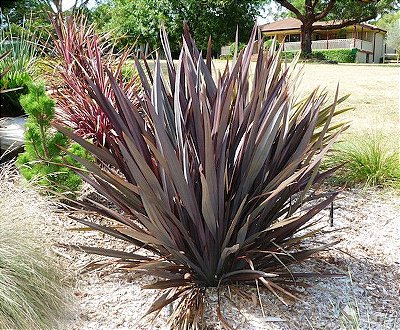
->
[58,25,349,328]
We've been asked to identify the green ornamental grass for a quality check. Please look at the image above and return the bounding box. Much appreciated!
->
[0,234,67,329]
[0,170,70,328]
[328,134,400,187]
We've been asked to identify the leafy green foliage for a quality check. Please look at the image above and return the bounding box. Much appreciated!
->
[282,49,356,63]
[93,0,171,51]
[59,25,348,328]
[229,42,246,54]
[375,10,400,30]
[0,0,45,25]
[313,49,356,63]
[326,135,400,188]
[275,0,399,20]
[0,0,92,22]
[91,0,264,54]
[264,38,280,50]
[17,82,82,193]
[320,0,397,21]
[386,19,400,60]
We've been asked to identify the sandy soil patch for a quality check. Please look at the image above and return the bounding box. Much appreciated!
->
[1,163,399,329]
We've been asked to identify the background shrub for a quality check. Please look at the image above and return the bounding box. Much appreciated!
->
[229,41,246,54]
[313,49,357,63]
[281,50,299,61]
[219,54,232,60]
[282,49,357,63]
[263,38,280,50]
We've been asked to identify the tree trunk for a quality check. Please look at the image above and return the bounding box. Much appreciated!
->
[301,22,313,57]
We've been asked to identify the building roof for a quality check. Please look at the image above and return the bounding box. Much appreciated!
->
[259,18,301,32]
[359,22,387,33]
[259,18,386,33]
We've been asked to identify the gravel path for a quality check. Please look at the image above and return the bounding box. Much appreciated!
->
[1,164,399,329]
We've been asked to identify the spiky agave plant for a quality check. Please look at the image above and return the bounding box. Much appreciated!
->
[58,25,349,328]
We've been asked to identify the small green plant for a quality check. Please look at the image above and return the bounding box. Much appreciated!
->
[338,270,361,330]
[0,50,12,92]
[17,82,83,193]
[230,41,246,54]
[327,135,400,187]
[264,38,280,50]
[219,54,232,60]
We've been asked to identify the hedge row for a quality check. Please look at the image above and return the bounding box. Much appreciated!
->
[282,48,357,63]
[220,48,357,63]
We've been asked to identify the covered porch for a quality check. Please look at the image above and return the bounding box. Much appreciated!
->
[283,38,373,53]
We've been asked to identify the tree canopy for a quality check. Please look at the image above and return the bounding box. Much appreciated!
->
[281,0,399,20]
[1,0,44,24]
[91,0,264,55]
[386,19,400,60]
[375,10,400,30]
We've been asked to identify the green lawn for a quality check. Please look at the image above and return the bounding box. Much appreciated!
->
[298,64,398,138]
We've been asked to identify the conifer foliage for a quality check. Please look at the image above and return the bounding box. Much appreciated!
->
[17,82,83,192]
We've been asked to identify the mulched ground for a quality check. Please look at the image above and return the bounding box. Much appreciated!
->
[1,163,399,329]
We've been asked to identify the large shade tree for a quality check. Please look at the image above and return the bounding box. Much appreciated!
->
[270,0,400,56]
[91,0,264,55]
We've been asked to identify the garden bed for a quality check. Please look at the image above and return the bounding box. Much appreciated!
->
[1,162,399,329]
